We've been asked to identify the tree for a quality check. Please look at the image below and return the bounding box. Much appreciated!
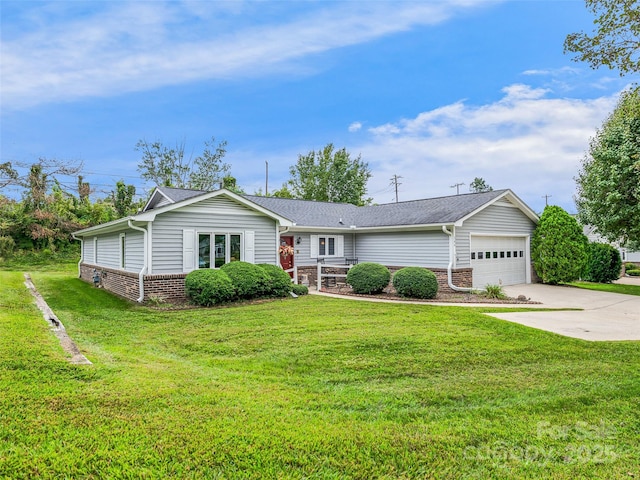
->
[531,206,589,284]
[564,0,640,75]
[288,144,371,205]
[575,87,640,245]
[469,177,493,193]
[136,137,230,190]
[111,180,137,217]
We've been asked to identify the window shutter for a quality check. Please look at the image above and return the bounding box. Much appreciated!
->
[310,235,318,258]
[336,235,344,257]
[183,229,195,272]
[244,231,255,264]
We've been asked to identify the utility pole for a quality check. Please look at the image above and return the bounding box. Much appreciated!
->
[265,161,269,196]
[450,182,465,195]
[542,194,552,206]
[390,174,403,203]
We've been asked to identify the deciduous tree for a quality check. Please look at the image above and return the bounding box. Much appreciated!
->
[575,88,640,245]
[136,137,230,190]
[288,144,371,205]
[564,0,640,75]
[469,177,493,193]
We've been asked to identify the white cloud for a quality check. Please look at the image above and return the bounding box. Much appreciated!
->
[356,84,618,212]
[348,122,362,132]
[1,0,491,110]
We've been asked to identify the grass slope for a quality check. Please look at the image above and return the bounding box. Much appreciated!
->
[1,270,639,479]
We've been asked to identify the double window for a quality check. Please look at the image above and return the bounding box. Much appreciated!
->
[310,234,344,258]
[198,233,241,268]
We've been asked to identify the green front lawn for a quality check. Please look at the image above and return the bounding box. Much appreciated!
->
[569,281,640,296]
[1,270,639,479]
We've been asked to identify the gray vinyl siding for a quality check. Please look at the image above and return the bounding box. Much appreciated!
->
[455,204,536,267]
[294,232,356,266]
[151,196,278,273]
[124,231,145,272]
[95,233,120,269]
[89,229,144,272]
[83,237,95,263]
[354,231,449,267]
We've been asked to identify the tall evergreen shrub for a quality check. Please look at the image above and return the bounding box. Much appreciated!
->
[582,242,621,283]
[531,206,588,284]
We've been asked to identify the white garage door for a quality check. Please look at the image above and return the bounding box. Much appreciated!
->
[471,236,526,288]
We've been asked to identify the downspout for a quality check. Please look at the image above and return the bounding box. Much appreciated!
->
[442,225,474,292]
[128,220,148,303]
[71,233,82,278]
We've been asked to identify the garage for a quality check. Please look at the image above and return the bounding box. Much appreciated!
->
[470,236,527,288]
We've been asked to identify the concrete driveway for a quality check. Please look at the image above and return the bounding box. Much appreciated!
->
[490,279,640,341]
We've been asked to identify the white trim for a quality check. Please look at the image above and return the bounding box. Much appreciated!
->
[93,237,98,264]
[147,222,153,275]
[119,233,126,269]
[127,220,148,303]
[142,187,174,212]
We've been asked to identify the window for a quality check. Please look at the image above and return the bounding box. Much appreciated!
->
[119,233,126,269]
[93,237,98,264]
[471,252,476,260]
[199,233,242,268]
[478,252,484,260]
[319,237,336,256]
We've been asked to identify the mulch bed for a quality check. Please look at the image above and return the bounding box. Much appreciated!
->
[319,285,541,304]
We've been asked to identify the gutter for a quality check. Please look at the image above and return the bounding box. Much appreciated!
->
[71,233,82,278]
[442,225,474,293]
[128,220,148,303]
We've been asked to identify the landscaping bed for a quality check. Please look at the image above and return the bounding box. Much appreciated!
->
[320,284,541,304]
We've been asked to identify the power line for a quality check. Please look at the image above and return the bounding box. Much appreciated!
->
[389,175,403,203]
[542,194,552,206]
[450,182,465,195]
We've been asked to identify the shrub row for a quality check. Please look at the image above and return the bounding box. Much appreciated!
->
[345,263,439,299]
[185,262,294,306]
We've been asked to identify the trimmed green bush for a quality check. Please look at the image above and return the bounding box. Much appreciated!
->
[582,242,622,283]
[220,261,270,299]
[532,205,588,284]
[346,262,390,294]
[626,269,640,276]
[392,267,438,299]
[258,264,293,297]
[292,284,309,295]
[185,269,236,306]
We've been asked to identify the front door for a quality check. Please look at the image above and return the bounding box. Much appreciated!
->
[279,236,295,277]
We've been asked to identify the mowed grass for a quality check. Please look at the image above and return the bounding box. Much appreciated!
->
[1,271,639,479]
[569,280,640,297]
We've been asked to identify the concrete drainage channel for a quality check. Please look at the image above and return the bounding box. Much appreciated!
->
[24,273,92,365]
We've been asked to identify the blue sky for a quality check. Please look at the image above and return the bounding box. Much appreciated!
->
[1,0,636,213]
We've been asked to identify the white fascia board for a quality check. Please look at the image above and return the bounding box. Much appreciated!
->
[73,217,132,236]
[454,189,539,227]
[142,187,174,212]
[289,223,450,233]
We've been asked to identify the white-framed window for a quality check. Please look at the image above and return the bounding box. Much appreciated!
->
[198,232,242,268]
[93,237,98,264]
[310,235,344,258]
[119,233,126,269]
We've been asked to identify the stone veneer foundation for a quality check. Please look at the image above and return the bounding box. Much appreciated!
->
[297,265,473,293]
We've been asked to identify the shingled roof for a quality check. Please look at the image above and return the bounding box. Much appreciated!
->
[244,190,508,228]
[150,187,534,229]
